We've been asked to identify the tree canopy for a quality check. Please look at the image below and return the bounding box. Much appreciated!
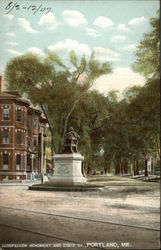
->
[132,10,160,80]
[5,50,112,167]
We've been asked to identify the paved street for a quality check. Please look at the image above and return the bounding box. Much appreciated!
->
[0,177,160,250]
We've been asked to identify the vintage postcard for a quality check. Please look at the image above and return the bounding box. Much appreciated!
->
[0,0,160,249]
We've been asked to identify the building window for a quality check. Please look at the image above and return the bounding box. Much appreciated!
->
[17,131,21,145]
[17,110,22,122]
[33,117,37,129]
[3,153,9,169]
[33,136,37,147]
[3,130,9,144]
[16,155,21,170]
[3,108,9,120]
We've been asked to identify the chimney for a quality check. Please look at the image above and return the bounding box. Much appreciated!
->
[0,75,2,95]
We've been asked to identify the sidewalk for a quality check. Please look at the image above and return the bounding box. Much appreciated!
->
[0,180,41,186]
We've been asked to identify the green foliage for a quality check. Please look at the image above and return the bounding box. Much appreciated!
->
[5,53,53,94]
[88,52,112,81]
[5,50,112,162]
[46,51,67,70]
[107,90,119,103]
[4,39,159,173]
[123,86,142,103]
[124,79,160,159]
[132,10,160,79]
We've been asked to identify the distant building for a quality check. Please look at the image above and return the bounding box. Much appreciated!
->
[0,76,47,181]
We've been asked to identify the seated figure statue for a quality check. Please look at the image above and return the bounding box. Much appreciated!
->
[63,127,80,153]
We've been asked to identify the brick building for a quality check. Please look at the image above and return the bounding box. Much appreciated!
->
[0,76,47,181]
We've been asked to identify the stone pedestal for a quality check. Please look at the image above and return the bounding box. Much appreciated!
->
[49,153,87,185]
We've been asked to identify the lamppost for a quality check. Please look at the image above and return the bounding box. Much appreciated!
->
[31,153,34,180]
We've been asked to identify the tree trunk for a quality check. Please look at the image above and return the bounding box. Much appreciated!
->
[115,162,117,175]
[145,157,148,177]
[61,96,83,148]
[151,157,154,175]
[115,160,120,175]
[131,163,134,177]
[104,166,108,175]
[51,132,55,172]
[133,161,135,175]
[134,160,139,176]
[136,160,139,175]
[107,164,111,173]
[104,164,110,175]
[81,161,86,177]
[40,104,55,171]
[61,82,92,148]
[155,133,160,158]
[123,164,128,174]
[118,161,121,175]
[120,162,124,175]
[87,161,92,176]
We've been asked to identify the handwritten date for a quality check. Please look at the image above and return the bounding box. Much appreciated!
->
[5,2,54,15]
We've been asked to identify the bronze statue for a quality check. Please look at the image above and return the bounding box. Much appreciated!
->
[63,127,80,153]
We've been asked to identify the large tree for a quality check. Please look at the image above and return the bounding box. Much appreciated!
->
[122,79,160,176]
[129,10,160,176]
[132,10,160,80]
[5,51,112,167]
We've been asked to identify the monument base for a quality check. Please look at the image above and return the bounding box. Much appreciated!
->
[49,153,87,186]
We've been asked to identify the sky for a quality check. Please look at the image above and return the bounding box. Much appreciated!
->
[0,0,159,95]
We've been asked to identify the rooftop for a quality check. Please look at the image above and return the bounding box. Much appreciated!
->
[0,76,47,122]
